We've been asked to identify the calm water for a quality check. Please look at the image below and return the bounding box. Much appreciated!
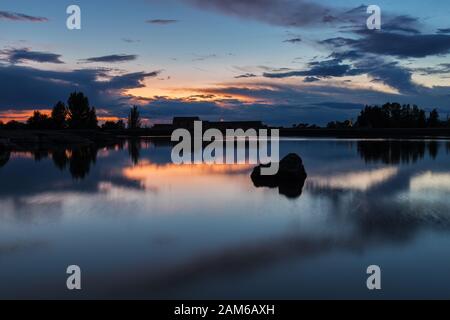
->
[1,138,450,299]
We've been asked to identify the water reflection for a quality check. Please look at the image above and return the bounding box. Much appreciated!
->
[1,138,450,299]
[128,138,141,166]
[0,147,10,167]
[357,140,440,164]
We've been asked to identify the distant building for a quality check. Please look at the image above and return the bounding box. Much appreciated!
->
[151,117,267,133]
[173,117,200,129]
[205,121,265,131]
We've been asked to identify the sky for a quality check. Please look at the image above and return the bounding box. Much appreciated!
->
[1,0,450,125]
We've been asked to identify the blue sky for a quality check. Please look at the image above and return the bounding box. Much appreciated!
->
[1,0,450,125]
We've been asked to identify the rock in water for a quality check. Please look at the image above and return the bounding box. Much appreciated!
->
[251,153,307,199]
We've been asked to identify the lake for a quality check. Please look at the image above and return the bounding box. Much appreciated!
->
[1,138,450,299]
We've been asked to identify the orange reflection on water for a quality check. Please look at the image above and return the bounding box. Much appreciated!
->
[121,161,255,209]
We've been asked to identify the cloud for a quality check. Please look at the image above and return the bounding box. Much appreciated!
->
[81,54,138,63]
[234,73,257,79]
[322,27,450,59]
[0,10,48,22]
[187,0,448,60]
[1,48,64,64]
[284,38,302,44]
[361,60,419,94]
[304,76,320,82]
[437,28,450,34]
[122,38,141,43]
[192,54,218,61]
[0,64,160,111]
[185,0,335,27]
[414,63,450,75]
[146,19,178,25]
[264,59,362,79]
[264,54,420,94]
[382,15,421,34]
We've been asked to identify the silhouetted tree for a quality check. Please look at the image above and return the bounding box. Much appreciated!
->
[67,92,98,129]
[327,120,352,129]
[416,106,427,128]
[128,106,141,130]
[102,120,126,130]
[27,111,52,130]
[0,120,4,129]
[427,109,440,128]
[116,120,125,130]
[356,103,440,128]
[51,101,68,129]
[88,107,98,129]
[4,121,26,130]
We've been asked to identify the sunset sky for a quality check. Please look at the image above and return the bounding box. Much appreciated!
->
[1,0,450,125]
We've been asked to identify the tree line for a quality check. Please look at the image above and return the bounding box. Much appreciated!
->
[1,97,449,130]
[327,103,448,129]
[0,92,142,130]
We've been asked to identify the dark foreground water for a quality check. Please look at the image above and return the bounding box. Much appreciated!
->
[1,138,450,299]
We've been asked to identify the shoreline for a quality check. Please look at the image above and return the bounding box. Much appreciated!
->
[1,128,450,151]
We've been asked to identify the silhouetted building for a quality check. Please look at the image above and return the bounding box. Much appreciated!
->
[152,117,267,132]
[173,117,200,129]
[205,121,265,131]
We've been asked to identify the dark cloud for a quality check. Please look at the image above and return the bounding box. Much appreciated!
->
[0,10,48,22]
[284,38,302,44]
[146,19,178,25]
[382,15,421,34]
[323,31,450,59]
[437,28,450,34]
[264,59,363,79]
[265,54,420,94]
[1,48,64,64]
[187,0,446,60]
[185,1,420,34]
[314,102,363,110]
[122,38,141,43]
[192,54,217,62]
[0,64,160,110]
[414,63,450,75]
[362,60,419,94]
[81,54,138,63]
[185,0,336,27]
[234,73,257,79]
[304,76,320,83]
